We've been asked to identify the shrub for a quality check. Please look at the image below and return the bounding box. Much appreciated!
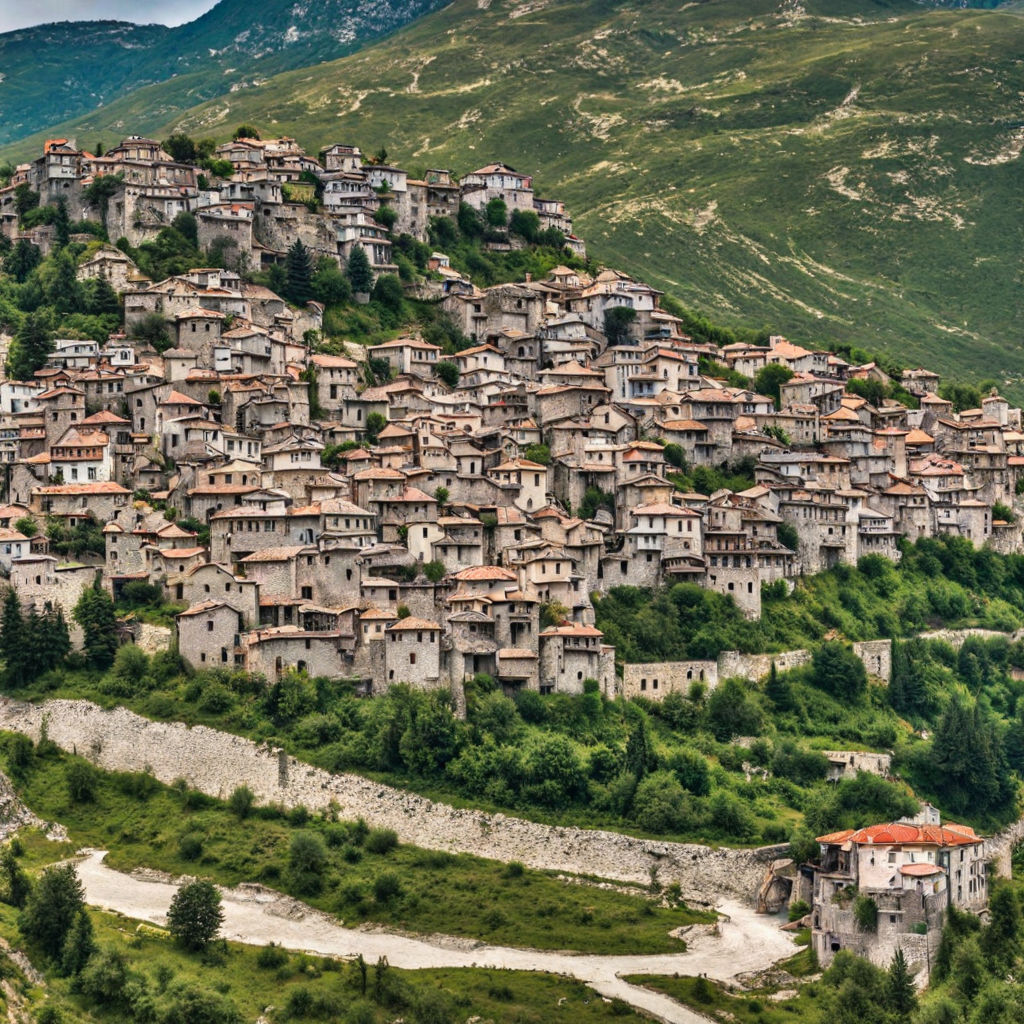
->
[789,899,811,922]
[365,828,398,855]
[65,761,97,803]
[854,894,878,932]
[257,942,288,969]
[178,835,203,862]
[373,871,402,904]
[288,833,328,897]
[228,785,255,820]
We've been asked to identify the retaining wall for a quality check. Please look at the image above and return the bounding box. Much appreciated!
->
[0,698,777,906]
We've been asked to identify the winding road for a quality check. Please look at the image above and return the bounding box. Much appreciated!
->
[75,850,796,1024]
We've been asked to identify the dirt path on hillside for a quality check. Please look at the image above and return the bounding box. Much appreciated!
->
[75,850,795,1024]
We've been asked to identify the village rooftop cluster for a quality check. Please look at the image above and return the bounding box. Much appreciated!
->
[0,131,1012,979]
[0,133,1019,699]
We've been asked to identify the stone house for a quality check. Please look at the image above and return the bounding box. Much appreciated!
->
[811,817,987,977]
[382,617,442,692]
[177,601,245,669]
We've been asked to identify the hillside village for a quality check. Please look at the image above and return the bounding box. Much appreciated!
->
[0,133,1018,703]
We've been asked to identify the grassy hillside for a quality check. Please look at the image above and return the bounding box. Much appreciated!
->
[9,0,1024,393]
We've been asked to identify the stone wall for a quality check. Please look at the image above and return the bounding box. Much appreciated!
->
[132,623,173,655]
[718,649,813,683]
[0,698,778,906]
[621,639,894,701]
[622,661,717,700]
[852,639,892,681]
[916,628,1024,650]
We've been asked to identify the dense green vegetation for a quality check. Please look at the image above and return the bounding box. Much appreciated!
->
[0,853,642,1024]
[0,733,708,954]
[596,537,1024,662]
[11,0,1024,393]
[3,538,1023,854]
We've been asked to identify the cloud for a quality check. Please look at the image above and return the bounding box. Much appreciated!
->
[0,1,218,34]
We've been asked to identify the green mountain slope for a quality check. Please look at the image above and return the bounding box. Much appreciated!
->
[0,0,446,147]
[11,0,1024,389]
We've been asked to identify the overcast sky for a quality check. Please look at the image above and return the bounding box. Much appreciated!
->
[0,0,219,34]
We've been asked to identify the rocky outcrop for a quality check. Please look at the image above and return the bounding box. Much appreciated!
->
[0,698,778,906]
[756,858,796,914]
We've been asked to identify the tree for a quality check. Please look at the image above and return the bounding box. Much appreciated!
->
[162,133,197,164]
[131,311,172,353]
[288,833,328,896]
[52,198,71,250]
[604,306,637,346]
[371,274,405,320]
[509,209,541,242]
[47,251,82,313]
[435,360,459,388]
[346,245,374,294]
[0,845,30,908]
[311,257,352,306]
[284,240,314,306]
[6,313,53,381]
[366,412,387,444]
[810,642,867,702]
[706,678,763,741]
[754,363,794,409]
[83,277,120,317]
[19,864,85,959]
[233,125,260,140]
[60,907,95,977]
[13,183,39,219]
[73,579,118,670]
[166,878,223,951]
[887,947,915,1017]
[4,238,41,282]
[0,589,29,689]
[624,714,656,780]
[66,760,97,803]
[485,197,508,227]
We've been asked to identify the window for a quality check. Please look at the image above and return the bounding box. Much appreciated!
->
[206,621,214,632]
[301,586,312,600]
[409,652,416,665]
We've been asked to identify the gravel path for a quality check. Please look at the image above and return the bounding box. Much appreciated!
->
[76,850,796,1024]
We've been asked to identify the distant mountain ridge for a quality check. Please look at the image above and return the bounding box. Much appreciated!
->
[0,0,447,147]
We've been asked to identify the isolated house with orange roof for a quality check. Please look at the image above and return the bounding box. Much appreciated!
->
[811,809,987,976]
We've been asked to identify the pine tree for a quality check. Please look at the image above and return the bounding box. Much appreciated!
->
[60,907,95,976]
[0,589,29,689]
[887,947,916,1018]
[346,244,373,294]
[284,240,314,306]
[52,198,70,250]
[624,715,656,780]
[73,580,118,671]
[18,863,85,959]
[47,251,81,313]
[6,313,53,381]
[0,845,30,909]
[84,277,120,317]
